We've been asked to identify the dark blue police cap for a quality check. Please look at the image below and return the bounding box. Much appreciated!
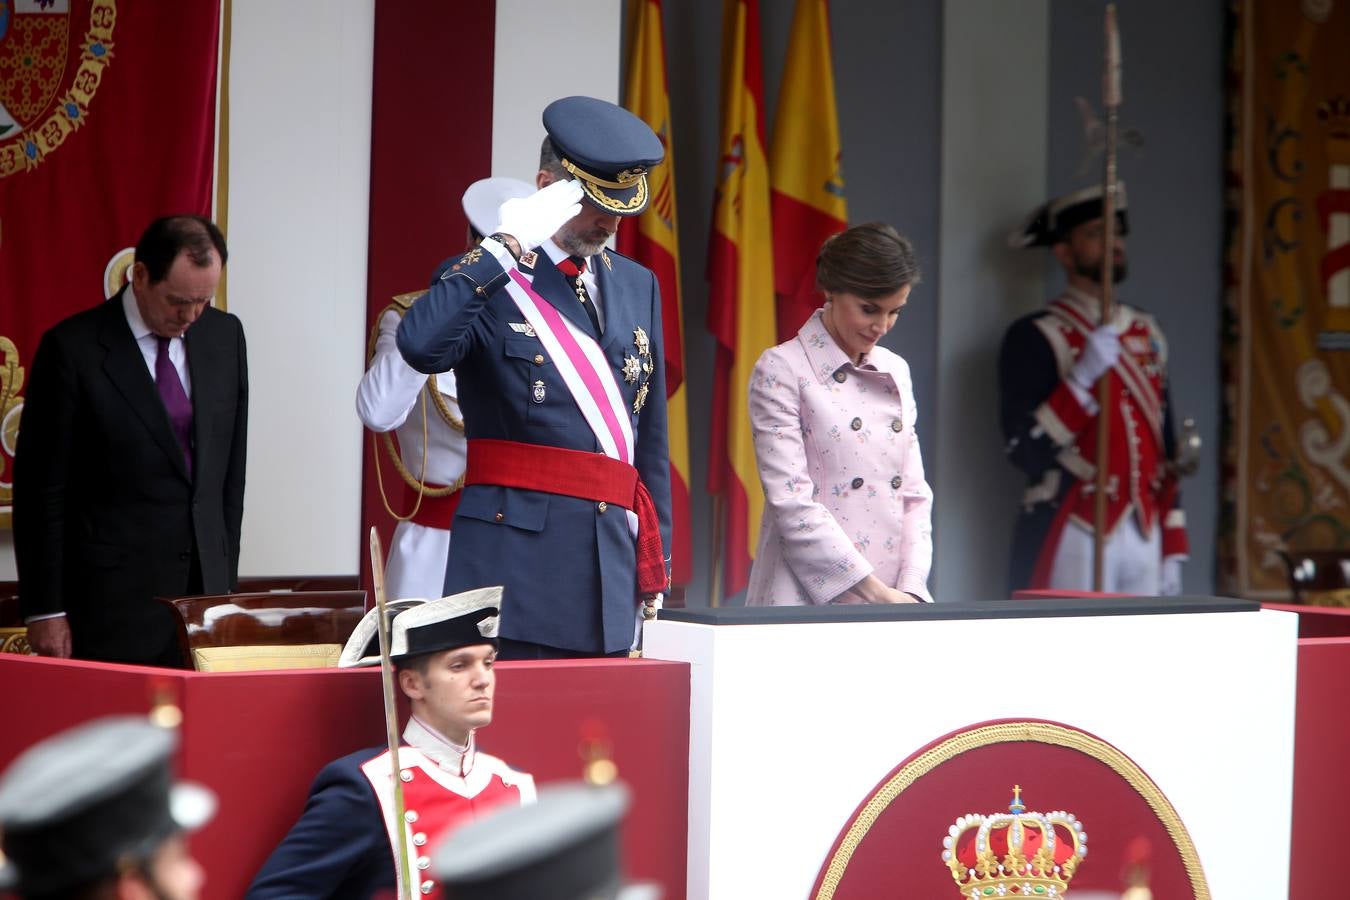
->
[543,96,664,218]
[1009,181,1130,248]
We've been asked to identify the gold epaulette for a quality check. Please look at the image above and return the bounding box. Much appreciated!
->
[367,291,429,362]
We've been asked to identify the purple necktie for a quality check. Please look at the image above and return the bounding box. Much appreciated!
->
[155,336,194,477]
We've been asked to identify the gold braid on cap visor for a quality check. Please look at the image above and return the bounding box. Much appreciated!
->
[561,158,650,213]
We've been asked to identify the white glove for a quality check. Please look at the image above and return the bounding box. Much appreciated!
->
[1068,324,1122,390]
[1160,556,1184,596]
[494,179,584,251]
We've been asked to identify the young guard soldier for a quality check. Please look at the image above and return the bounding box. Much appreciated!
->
[247,588,534,899]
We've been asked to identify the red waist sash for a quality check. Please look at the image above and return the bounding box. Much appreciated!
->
[464,438,667,594]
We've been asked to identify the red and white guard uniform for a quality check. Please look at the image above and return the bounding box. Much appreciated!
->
[999,286,1189,593]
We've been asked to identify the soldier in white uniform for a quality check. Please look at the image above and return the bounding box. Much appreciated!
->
[357,178,533,601]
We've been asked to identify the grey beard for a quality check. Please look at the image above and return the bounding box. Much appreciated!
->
[557,232,609,258]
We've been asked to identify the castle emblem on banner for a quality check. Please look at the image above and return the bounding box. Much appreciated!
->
[0,0,116,178]
[943,786,1088,898]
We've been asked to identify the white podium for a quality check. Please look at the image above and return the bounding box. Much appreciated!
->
[645,598,1297,900]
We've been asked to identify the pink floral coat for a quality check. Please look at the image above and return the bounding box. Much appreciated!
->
[745,310,933,605]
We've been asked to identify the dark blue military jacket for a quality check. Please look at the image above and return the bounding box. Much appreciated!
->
[246,748,392,900]
[397,243,671,654]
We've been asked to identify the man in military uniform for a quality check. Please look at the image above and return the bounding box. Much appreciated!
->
[358,178,533,603]
[248,588,535,900]
[396,96,672,659]
[0,717,216,900]
[1000,183,1188,594]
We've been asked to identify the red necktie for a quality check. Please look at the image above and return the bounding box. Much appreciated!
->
[557,256,601,335]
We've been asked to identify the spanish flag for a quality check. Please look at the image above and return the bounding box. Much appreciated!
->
[618,0,693,589]
[770,0,848,343]
[707,0,776,599]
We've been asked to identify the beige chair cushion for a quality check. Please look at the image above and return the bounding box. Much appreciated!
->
[192,643,342,672]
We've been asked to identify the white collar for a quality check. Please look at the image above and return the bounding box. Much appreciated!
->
[122,285,154,342]
[403,715,475,777]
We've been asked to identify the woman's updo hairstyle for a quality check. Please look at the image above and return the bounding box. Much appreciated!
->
[815,222,921,300]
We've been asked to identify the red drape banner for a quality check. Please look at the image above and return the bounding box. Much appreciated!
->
[359,1,496,599]
[0,0,221,527]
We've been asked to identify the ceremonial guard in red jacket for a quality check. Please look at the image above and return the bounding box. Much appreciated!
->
[248,589,534,899]
[1000,184,1189,594]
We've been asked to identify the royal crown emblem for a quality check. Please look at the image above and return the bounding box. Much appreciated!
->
[942,786,1087,898]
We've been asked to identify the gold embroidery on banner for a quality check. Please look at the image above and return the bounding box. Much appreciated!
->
[0,336,26,529]
[0,2,118,178]
[365,300,465,525]
[812,721,1211,900]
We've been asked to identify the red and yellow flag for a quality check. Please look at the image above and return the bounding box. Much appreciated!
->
[770,0,848,343]
[707,0,776,599]
[617,0,692,588]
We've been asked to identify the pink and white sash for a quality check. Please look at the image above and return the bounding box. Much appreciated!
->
[502,268,640,534]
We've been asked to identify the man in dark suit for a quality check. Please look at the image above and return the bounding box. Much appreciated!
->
[14,215,248,666]
[397,97,672,659]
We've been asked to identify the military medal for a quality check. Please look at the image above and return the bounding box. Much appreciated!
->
[532,380,546,403]
[630,327,655,413]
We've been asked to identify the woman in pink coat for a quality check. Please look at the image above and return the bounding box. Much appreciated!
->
[745,223,934,606]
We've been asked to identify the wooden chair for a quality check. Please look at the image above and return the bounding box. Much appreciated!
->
[235,575,360,592]
[156,590,366,671]
[1279,550,1350,607]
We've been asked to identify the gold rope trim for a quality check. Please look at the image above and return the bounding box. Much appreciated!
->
[813,721,1211,900]
[366,301,465,521]
[579,176,648,214]
[560,157,644,188]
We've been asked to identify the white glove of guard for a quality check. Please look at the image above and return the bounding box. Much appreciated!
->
[1068,324,1122,391]
[494,179,584,252]
[1160,556,1184,596]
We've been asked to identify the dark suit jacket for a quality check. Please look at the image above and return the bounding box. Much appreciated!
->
[397,246,671,654]
[13,289,248,663]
